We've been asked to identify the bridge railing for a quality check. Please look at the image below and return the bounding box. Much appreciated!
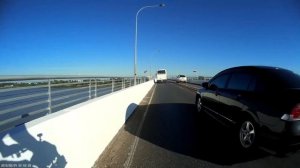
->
[0,76,148,132]
[170,76,211,85]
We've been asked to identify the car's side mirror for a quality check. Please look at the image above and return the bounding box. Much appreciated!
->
[202,82,209,88]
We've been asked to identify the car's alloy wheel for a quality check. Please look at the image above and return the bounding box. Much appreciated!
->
[197,97,202,112]
[239,121,256,149]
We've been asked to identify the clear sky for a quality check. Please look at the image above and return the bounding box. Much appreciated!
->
[1,0,300,77]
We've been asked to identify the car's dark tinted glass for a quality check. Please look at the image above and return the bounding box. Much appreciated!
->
[272,70,300,88]
[227,73,253,91]
[255,69,300,90]
[158,70,166,74]
[179,75,186,77]
[210,74,230,89]
[247,77,257,91]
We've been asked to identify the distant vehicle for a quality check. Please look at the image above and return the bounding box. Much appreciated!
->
[195,66,300,151]
[154,69,167,83]
[176,75,187,83]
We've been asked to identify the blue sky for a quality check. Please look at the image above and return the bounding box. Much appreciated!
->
[1,0,300,77]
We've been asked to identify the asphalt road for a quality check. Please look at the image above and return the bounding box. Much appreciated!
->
[94,81,300,168]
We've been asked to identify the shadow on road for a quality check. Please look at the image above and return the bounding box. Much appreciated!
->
[125,103,270,166]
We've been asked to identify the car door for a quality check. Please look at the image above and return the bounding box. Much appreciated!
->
[202,73,230,116]
[218,72,254,123]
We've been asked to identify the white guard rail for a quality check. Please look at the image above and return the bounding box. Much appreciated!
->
[0,79,154,168]
[0,76,148,132]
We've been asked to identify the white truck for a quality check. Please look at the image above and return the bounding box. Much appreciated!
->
[154,69,167,83]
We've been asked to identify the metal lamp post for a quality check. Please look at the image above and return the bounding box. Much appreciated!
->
[134,4,166,85]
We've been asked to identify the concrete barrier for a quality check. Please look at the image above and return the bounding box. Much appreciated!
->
[0,80,154,168]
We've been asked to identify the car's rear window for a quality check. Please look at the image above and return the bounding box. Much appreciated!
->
[179,75,185,77]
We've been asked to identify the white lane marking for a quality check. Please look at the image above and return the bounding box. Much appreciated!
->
[124,84,156,168]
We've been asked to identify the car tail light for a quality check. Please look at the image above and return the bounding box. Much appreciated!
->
[291,104,300,120]
[281,104,300,121]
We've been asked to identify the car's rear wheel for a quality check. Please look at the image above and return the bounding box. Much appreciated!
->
[238,120,257,150]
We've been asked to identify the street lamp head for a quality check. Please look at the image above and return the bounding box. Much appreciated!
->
[159,3,166,7]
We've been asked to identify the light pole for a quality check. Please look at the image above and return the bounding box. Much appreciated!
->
[134,4,165,85]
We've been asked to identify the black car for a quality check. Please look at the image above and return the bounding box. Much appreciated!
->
[195,66,300,150]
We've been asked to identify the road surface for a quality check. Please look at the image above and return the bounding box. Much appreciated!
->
[94,81,300,168]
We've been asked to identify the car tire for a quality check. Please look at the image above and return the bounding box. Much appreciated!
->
[237,119,257,151]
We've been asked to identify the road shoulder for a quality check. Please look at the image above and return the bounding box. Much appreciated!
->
[93,85,156,168]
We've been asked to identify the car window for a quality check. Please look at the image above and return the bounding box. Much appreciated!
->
[247,77,257,91]
[253,69,300,91]
[272,70,300,89]
[227,73,253,91]
[210,74,230,89]
[158,70,166,74]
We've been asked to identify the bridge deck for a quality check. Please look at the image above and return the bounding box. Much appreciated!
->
[94,81,300,168]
